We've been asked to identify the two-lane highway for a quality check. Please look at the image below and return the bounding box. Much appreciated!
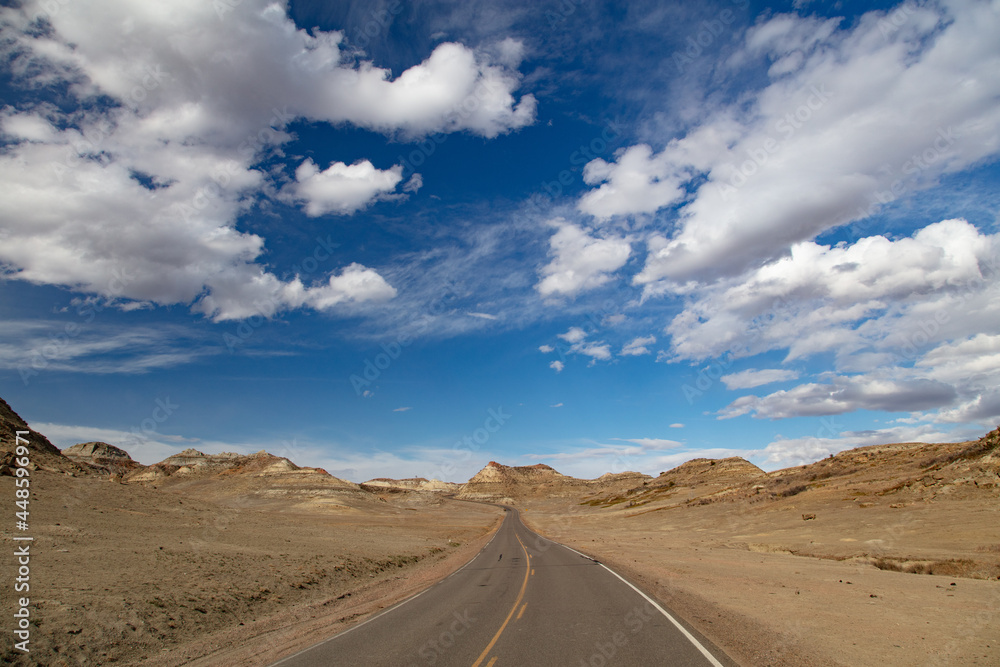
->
[272,506,732,666]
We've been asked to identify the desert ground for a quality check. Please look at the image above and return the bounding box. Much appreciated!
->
[1,392,998,666]
[519,445,1000,666]
[0,468,501,666]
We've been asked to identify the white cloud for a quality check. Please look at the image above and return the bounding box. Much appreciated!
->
[539,344,555,353]
[578,144,688,220]
[720,374,958,420]
[621,335,656,356]
[288,159,403,216]
[557,326,588,344]
[552,325,613,366]
[194,263,397,321]
[468,312,498,320]
[721,368,800,390]
[402,173,424,194]
[578,2,1000,284]
[393,407,413,412]
[615,438,682,450]
[536,220,631,297]
[33,422,239,467]
[549,360,564,373]
[666,219,998,364]
[0,321,213,378]
[577,343,612,361]
[657,218,999,422]
[550,402,564,408]
[669,423,685,428]
[0,0,535,321]
[755,423,967,470]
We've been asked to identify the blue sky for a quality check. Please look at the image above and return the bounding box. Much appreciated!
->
[1,0,998,482]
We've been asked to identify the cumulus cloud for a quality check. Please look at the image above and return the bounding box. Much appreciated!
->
[549,360,564,373]
[557,327,587,344]
[621,335,656,356]
[538,344,555,353]
[536,220,631,297]
[578,144,689,220]
[756,423,965,470]
[0,0,535,320]
[552,325,612,366]
[666,219,998,364]
[657,218,999,421]
[719,375,958,420]
[721,368,800,390]
[288,159,404,216]
[615,437,682,450]
[578,2,1000,285]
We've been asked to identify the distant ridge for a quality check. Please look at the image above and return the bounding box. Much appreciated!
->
[62,441,142,476]
[458,461,652,502]
[0,396,80,474]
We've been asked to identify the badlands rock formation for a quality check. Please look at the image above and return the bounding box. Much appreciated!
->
[361,477,462,493]
[62,441,142,476]
[458,461,652,502]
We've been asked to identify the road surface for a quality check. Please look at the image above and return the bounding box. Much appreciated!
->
[272,506,732,666]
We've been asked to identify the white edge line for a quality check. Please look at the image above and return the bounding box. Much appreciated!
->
[270,510,507,666]
[558,545,725,667]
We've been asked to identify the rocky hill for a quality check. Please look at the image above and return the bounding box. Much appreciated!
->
[0,396,83,474]
[126,448,374,510]
[361,477,462,493]
[583,427,1000,512]
[63,441,143,476]
[458,461,653,502]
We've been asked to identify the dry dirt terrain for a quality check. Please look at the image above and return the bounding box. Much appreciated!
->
[0,397,503,666]
[2,391,998,666]
[520,432,1000,667]
[0,470,501,666]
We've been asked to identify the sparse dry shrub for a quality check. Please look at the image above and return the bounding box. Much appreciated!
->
[777,484,808,498]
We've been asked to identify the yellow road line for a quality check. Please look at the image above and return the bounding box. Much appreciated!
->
[486,658,497,667]
[531,569,535,576]
[471,534,530,667]
[516,603,526,620]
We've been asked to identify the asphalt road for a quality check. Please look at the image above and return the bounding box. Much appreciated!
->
[272,506,733,666]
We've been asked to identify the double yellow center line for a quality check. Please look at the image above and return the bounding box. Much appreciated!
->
[470,533,531,667]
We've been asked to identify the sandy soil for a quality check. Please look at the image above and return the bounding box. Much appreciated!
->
[0,471,502,666]
[520,494,1000,667]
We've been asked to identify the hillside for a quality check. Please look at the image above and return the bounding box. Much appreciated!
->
[0,396,84,474]
[458,461,653,502]
[126,448,374,510]
[361,477,462,493]
[63,441,143,477]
